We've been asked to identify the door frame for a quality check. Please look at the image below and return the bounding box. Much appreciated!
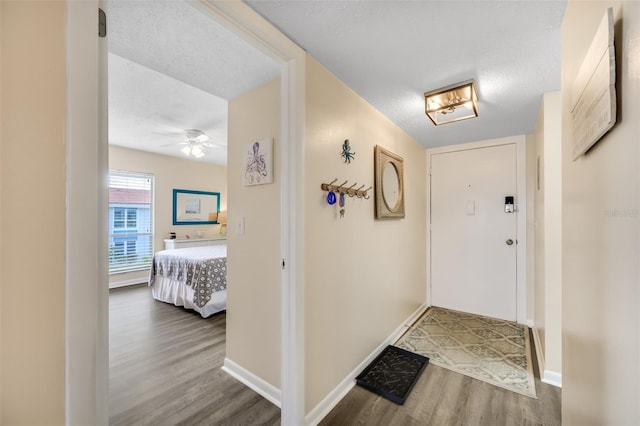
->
[426,135,528,325]
[191,3,306,425]
[65,1,306,424]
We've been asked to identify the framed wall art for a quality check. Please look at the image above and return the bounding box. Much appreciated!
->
[244,137,274,186]
[172,189,220,225]
[571,7,616,160]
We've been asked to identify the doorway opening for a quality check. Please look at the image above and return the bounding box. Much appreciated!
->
[65,1,306,424]
[106,0,281,422]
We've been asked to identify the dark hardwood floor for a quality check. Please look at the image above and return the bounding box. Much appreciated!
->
[109,284,280,425]
[110,285,561,425]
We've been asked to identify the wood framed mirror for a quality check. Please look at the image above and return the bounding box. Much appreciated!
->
[374,145,405,219]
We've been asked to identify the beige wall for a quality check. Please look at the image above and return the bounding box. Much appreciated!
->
[533,91,562,378]
[533,102,546,354]
[304,56,427,413]
[1,1,66,423]
[542,91,562,377]
[561,1,639,424]
[526,134,536,323]
[1,1,3,419]
[226,79,282,388]
[108,146,227,287]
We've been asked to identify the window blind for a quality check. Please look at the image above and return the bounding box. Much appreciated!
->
[108,170,154,274]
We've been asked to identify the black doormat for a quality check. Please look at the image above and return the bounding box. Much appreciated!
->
[355,345,429,405]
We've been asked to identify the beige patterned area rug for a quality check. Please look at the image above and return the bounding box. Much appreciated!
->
[396,306,536,398]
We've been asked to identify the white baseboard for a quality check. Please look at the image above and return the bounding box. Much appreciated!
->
[526,319,535,328]
[109,278,147,289]
[542,370,562,388]
[531,326,545,376]
[304,304,428,426]
[222,357,282,408]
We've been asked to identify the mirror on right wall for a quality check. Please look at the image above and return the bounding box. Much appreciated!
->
[374,145,405,219]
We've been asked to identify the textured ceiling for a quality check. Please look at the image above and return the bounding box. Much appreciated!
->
[107,0,280,165]
[247,0,567,148]
[109,0,279,100]
[108,0,567,164]
[109,53,230,165]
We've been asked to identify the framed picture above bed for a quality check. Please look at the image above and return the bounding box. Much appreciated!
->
[173,189,220,225]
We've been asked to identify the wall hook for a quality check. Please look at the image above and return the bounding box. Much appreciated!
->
[320,180,372,201]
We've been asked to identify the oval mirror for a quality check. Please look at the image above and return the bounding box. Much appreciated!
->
[374,145,404,219]
[382,162,400,211]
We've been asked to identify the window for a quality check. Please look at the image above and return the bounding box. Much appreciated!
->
[113,208,137,229]
[108,170,154,274]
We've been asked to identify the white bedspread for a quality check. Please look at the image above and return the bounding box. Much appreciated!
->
[153,245,227,263]
[149,245,227,318]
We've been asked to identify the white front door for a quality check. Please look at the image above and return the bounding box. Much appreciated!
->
[430,143,518,321]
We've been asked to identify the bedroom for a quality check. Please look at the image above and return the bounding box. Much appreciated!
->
[106,1,283,421]
[106,0,278,291]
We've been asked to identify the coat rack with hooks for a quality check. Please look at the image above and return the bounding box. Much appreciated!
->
[320,178,372,199]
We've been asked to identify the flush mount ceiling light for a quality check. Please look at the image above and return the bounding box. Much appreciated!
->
[424,79,478,126]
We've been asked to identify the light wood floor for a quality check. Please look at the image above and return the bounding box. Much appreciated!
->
[109,284,280,425]
[110,285,561,425]
[321,328,562,426]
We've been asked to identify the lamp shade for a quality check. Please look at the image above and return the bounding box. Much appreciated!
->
[425,80,478,126]
[217,210,227,225]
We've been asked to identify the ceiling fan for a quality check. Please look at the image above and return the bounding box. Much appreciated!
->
[158,128,220,159]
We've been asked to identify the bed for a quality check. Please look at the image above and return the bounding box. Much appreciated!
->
[149,245,227,318]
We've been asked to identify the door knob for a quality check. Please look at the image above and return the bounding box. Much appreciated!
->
[506,239,514,245]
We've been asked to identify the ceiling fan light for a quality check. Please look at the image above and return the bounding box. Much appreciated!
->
[180,146,191,156]
[424,79,478,126]
[191,145,205,158]
[194,134,210,143]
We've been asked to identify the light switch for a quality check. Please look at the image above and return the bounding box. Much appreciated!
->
[236,216,245,235]
[466,200,475,215]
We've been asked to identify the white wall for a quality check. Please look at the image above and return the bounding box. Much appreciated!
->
[561,1,639,424]
[304,56,427,414]
[226,78,282,389]
[108,146,227,287]
[532,91,562,384]
[1,1,66,422]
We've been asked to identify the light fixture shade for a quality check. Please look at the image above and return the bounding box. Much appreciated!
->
[425,79,478,126]
[191,145,205,158]
[217,210,227,225]
[181,141,207,158]
[217,210,227,236]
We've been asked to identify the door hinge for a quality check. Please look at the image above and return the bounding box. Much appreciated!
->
[98,8,107,38]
